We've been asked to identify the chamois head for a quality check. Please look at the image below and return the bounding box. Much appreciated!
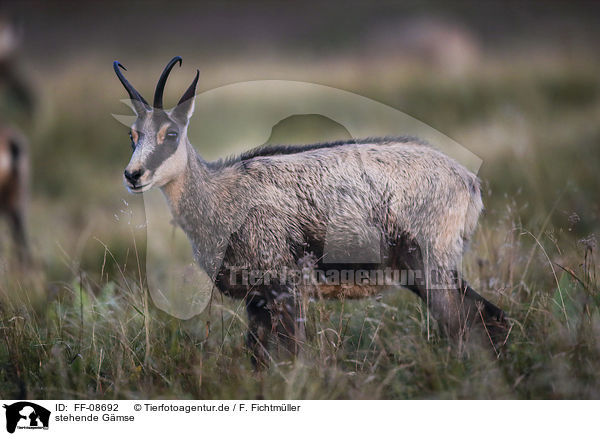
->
[114,56,199,193]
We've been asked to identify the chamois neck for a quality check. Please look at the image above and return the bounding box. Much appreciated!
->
[160,140,230,278]
[160,140,211,217]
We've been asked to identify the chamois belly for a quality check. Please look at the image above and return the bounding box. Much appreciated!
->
[314,284,382,299]
[214,263,387,300]
[211,230,413,301]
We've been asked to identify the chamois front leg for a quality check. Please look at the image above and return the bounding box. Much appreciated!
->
[246,283,306,368]
[245,295,272,370]
[269,283,306,359]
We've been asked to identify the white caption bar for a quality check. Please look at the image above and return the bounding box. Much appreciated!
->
[0,400,596,436]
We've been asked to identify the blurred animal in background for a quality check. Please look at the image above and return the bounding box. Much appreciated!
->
[0,125,29,265]
[0,16,34,122]
[366,16,481,75]
[0,16,33,267]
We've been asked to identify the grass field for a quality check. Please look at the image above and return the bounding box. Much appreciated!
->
[0,41,599,399]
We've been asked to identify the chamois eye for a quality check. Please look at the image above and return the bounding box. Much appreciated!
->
[129,132,135,149]
[166,131,178,139]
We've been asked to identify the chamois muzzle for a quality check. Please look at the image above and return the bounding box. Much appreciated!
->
[123,167,149,191]
[124,168,143,184]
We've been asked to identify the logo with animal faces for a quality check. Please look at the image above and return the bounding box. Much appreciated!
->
[3,402,50,433]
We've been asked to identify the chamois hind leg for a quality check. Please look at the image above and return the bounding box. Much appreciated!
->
[451,272,509,350]
[427,272,509,353]
[402,252,508,352]
[245,296,272,370]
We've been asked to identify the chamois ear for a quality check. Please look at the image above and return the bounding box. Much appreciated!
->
[172,69,199,124]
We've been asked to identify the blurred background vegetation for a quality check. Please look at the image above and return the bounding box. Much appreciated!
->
[0,0,599,399]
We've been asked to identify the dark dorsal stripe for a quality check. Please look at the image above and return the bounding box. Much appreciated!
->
[207,136,428,170]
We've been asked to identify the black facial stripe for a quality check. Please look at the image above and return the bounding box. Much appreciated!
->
[145,139,178,172]
[130,130,143,149]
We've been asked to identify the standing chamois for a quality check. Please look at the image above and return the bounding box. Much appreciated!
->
[114,57,508,367]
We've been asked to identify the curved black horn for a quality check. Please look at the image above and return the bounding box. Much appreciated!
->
[113,61,150,111]
[178,69,200,106]
[154,56,183,109]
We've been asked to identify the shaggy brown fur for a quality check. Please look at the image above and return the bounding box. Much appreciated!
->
[115,57,509,367]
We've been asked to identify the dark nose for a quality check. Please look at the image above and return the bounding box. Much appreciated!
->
[124,168,143,184]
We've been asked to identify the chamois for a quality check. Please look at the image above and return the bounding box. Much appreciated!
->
[114,57,508,367]
[0,125,29,264]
